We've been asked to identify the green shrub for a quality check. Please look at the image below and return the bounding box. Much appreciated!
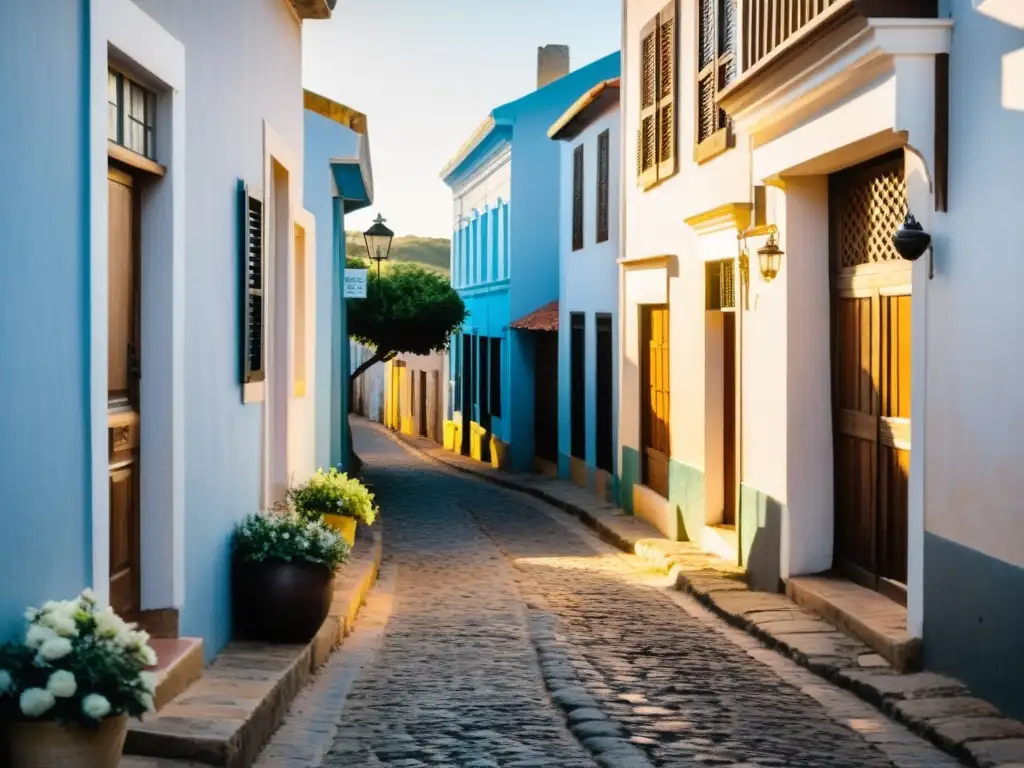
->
[232,511,349,570]
[288,468,378,525]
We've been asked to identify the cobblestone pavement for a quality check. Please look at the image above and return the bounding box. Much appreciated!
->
[322,424,961,768]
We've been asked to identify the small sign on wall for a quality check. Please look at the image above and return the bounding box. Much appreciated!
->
[344,268,368,299]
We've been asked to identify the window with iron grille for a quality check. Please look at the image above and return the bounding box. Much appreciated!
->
[572,144,584,251]
[596,130,610,243]
[108,69,157,160]
[636,1,677,190]
[239,180,266,386]
[695,0,737,164]
[705,258,736,312]
[570,313,586,459]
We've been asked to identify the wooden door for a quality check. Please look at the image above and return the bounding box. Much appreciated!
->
[640,305,670,498]
[830,153,911,603]
[108,168,141,619]
[533,333,559,463]
[418,371,428,436]
[461,335,473,453]
[723,311,737,526]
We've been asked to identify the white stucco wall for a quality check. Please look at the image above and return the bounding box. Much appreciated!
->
[621,0,751,484]
[557,103,621,470]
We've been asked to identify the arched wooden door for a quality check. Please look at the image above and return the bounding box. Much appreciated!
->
[830,152,912,604]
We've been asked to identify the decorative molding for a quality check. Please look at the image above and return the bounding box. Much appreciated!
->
[685,203,752,235]
[107,141,166,176]
[618,253,673,268]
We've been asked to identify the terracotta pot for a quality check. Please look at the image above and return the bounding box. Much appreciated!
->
[232,559,334,643]
[322,513,357,546]
[6,714,128,768]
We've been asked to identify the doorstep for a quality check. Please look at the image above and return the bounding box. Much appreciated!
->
[147,638,204,711]
[122,527,383,768]
[373,421,1024,768]
[786,574,920,673]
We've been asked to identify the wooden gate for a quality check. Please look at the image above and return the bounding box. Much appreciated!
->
[830,152,912,603]
[640,305,670,498]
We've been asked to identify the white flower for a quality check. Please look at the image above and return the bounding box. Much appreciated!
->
[25,624,58,650]
[94,606,127,639]
[82,693,112,720]
[140,671,157,695]
[139,644,158,667]
[19,688,55,718]
[46,670,77,698]
[137,690,155,713]
[38,637,74,662]
[40,608,79,638]
[282,532,290,540]
[0,669,12,695]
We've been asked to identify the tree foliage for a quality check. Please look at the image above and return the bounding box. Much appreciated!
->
[347,258,466,381]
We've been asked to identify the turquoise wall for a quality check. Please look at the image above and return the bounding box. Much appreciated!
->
[669,459,705,542]
[738,483,784,592]
[0,1,91,639]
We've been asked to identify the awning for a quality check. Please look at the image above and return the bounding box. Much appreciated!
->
[510,300,559,332]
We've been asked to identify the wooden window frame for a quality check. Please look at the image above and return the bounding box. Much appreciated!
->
[596,129,610,243]
[637,1,678,191]
[239,180,266,388]
[695,0,737,165]
[108,67,157,161]
[572,144,585,251]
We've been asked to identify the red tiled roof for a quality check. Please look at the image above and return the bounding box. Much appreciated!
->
[510,300,559,332]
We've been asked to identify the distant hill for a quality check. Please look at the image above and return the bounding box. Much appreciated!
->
[346,231,450,276]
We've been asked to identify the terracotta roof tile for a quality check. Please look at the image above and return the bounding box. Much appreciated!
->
[510,300,559,332]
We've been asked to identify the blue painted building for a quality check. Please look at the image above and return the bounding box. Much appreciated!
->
[304,91,374,473]
[0,0,338,662]
[440,47,621,472]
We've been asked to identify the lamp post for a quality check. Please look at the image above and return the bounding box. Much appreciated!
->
[363,213,395,281]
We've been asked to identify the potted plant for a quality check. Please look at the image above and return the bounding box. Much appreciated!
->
[287,467,378,547]
[231,511,349,644]
[0,589,157,768]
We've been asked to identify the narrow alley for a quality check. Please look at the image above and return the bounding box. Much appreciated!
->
[304,423,961,768]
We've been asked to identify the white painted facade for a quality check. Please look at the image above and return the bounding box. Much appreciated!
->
[554,84,622,497]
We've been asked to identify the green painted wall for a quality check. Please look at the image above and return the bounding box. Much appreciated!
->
[739,482,785,592]
[620,446,640,513]
[669,459,705,542]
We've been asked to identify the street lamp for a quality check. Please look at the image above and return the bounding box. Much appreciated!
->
[363,213,395,280]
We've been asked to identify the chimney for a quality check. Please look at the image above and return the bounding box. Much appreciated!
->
[537,45,570,89]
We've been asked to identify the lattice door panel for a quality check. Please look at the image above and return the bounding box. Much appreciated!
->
[831,153,908,272]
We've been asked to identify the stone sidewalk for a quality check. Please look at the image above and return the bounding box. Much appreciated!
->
[370,420,1024,768]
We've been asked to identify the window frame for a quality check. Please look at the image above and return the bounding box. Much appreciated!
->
[596,129,610,243]
[636,0,677,191]
[572,143,585,251]
[108,67,157,161]
[694,0,738,164]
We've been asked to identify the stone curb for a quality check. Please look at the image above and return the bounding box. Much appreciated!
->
[123,527,383,768]
[373,421,1024,768]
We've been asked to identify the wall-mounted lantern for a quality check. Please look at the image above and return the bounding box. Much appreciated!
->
[737,223,785,288]
[892,212,934,278]
[363,213,395,280]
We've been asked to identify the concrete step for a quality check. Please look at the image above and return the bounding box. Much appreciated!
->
[786,574,920,672]
[148,638,204,712]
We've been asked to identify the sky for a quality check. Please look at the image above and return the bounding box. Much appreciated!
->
[302,0,621,239]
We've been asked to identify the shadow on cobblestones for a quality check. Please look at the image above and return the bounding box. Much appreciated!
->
[322,425,949,768]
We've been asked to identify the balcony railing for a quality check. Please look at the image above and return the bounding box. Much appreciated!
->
[742,0,842,70]
[741,0,938,73]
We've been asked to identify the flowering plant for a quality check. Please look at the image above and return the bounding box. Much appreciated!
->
[288,467,378,526]
[0,590,157,728]
[232,511,349,571]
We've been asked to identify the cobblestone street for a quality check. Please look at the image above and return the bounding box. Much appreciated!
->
[318,423,962,768]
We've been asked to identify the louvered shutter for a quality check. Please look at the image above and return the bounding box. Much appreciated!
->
[572,144,584,251]
[697,0,717,144]
[239,180,265,385]
[638,16,658,188]
[718,0,738,131]
[596,129,610,243]
[657,0,677,178]
[705,259,736,311]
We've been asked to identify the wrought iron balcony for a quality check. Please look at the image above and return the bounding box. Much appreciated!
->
[740,0,937,73]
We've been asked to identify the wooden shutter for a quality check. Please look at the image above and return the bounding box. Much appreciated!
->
[572,144,584,251]
[637,16,658,188]
[239,180,265,385]
[657,0,677,178]
[697,0,717,144]
[705,258,736,311]
[596,129,610,243]
[696,0,737,160]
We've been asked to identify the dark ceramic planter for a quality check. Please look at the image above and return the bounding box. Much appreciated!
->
[232,559,335,644]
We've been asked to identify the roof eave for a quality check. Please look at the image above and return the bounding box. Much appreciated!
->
[548,78,621,140]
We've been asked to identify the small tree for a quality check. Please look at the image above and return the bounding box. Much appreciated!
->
[348,258,467,387]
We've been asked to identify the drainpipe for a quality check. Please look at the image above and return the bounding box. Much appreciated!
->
[333,195,346,469]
